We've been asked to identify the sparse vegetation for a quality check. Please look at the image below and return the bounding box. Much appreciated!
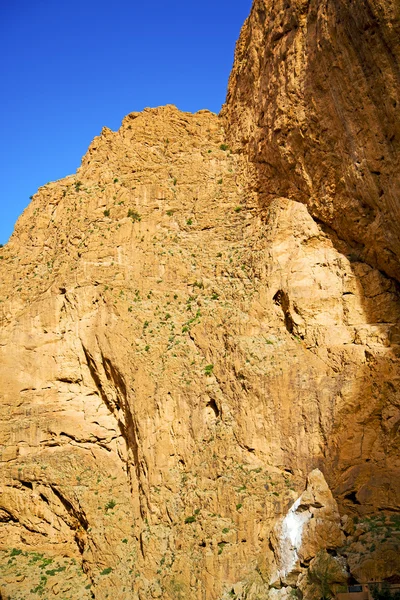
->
[204,364,214,376]
[371,582,400,600]
[307,551,346,600]
[105,499,116,511]
[218,541,228,555]
[45,565,66,576]
[128,209,141,222]
[185,515,196,524]
[31,575,47,595]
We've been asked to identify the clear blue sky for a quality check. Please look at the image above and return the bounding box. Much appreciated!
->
[0,0,252,245]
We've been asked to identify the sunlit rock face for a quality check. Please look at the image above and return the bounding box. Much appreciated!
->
[223,0,400,281]
[1,0,400,598]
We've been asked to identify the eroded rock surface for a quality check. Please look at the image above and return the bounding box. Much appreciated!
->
[1,0,400,597]
[270,469,344,587]
[223,0,400,280]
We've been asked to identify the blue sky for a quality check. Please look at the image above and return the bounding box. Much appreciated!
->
[0,0,252,245]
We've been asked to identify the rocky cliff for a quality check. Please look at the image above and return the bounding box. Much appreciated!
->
[1,2,399,599]
[223,0,400,279]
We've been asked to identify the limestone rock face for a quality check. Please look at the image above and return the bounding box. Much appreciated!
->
[223,0,400,280]
[1,1,400,597]
[270,469,344,587]
[342,513,400,583]
[297,550,348,600]
[1,104,399,598]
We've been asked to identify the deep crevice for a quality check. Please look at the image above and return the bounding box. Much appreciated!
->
[50,484,89,530]
[273,289,294,333]
[81,342,150,518]
[344,490,361,505]
[206,398,220,418]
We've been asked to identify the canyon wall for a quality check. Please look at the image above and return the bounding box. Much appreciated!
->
[0,1,400,598]
[223,0,400,279]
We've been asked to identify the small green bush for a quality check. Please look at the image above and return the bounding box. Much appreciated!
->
[103,209,110,217]
[218,541,228,554]
[105,500,116,511]
[220,144,229,151]
[204,364,214,376]
[185,515,196,524]
[100,567,113,575]
[46,566,66,576]
[128,209,141,222]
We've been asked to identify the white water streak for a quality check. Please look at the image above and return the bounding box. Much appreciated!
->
[279,496,311,577]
